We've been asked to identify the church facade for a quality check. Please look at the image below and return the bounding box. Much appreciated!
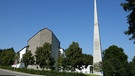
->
[27,28,60,70]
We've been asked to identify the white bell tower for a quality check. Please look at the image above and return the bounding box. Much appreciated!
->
[93,0,103,75]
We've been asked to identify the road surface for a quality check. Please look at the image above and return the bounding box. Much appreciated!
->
[0,69,44,76]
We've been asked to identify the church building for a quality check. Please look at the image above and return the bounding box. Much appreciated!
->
[27,28,60,70]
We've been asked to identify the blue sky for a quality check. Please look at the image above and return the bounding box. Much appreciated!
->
[0,0,134,61]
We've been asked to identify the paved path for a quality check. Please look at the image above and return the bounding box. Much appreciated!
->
[0,69,44,76]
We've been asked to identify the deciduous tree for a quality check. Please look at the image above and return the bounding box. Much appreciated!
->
[103,45,128,76]
[0,48,15,66]
[65,42,83,71]
[57,54,67,71]
[121,0,135,43]
[128,56,135,76]
[82,54,93,68]
[22,51,34,68]
[35,42,55,70]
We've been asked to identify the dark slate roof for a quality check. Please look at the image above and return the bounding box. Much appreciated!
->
[17,46,29,53]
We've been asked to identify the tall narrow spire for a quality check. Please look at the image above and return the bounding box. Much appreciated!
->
[93,0,102,65]
[93,0,102,75]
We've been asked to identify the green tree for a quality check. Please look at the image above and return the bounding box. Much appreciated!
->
[35,42,55,70]
[22,51,34,68]
[57,54,67,71]
[128,56,135,76]
[121,0,135,43]
[65,42,83,71]
[14,52,20,64]
[103,45,128,76]
[0,48,15,66]
[82,54,93,68]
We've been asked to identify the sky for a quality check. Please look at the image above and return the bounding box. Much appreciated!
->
[0,0,134,61]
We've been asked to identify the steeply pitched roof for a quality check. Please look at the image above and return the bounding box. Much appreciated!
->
[27,28,60,43]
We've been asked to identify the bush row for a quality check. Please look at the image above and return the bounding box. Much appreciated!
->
[0,66,88,76]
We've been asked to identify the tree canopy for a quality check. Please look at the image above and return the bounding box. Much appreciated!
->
[35,42,55,70]
[57,54,67,71]
[65,42,83,71]
[128,56,135,76]
[57,42,93,72]
[82,54,93,68]
[22,50,34,68]
[103,45,128,76]
[121,0,135,43]
[0,48,15,66]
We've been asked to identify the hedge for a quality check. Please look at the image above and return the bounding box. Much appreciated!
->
[0,66,87,76]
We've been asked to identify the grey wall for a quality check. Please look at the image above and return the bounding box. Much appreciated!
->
[51,33,60,70]
[28,31,40,55]
[27,28,60,70]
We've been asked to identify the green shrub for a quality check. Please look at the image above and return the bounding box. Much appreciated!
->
[0,66,87,76]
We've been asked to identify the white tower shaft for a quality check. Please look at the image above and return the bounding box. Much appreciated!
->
[93,0,102,64]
